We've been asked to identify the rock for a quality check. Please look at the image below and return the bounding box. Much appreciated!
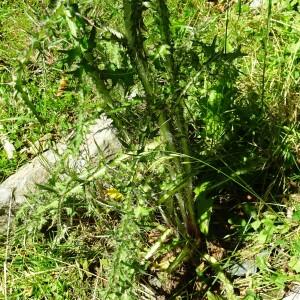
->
[1,146,63,203]
[0,187,12,203]
[0,116,121,234]
[228,251,268,277]
[0,187,13,233]
[0,124,16,160]
[67,117,121,171]
[283,283,300,300]
[250,0,264,10]
[228,259,257,277]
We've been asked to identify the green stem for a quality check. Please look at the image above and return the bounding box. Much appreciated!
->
[123,0,199,239]
[156,0,199,238]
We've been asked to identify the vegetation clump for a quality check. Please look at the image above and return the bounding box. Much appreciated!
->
[1,0,300,299]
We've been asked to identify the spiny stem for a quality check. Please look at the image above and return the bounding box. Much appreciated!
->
[156,0,199,238]
[123,0,199,239]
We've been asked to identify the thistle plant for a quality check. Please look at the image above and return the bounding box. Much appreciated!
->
[5,0,300,298]
[123,0,200,240]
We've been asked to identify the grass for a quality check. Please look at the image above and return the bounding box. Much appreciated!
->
[1,0,300,299]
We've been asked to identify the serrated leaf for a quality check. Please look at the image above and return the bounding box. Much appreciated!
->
[36,183,60,195]
[65,9,78,38]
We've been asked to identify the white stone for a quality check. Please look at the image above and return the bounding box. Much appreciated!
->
[0,116,121,233]
[250,0,264,9]
[0,187,12,204]
[283,284,300,300]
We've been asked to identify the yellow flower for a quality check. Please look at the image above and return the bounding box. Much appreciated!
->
[105,188,124,201]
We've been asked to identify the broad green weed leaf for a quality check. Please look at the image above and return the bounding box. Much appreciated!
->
[251,220,261,231]
[65,9,78,38]
[257,219,275,243]
[243,290,261,300]
[270,272,288,288]
[255,254,268,271]
[134,206,150,219]
[292,240,300,255]
[292,209,300,222]
[289,256,300,273]
[195,181,213,235]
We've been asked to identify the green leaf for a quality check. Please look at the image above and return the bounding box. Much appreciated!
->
[36,200,59,215]
[255,254,268,271]
[251,220,261,231]
[292,240,300,255]
[36,183,60,195]
[65,9,78,38]
[65,207,73,216]
[257,219,275,243]
[243,290,261,300]
[134,206,150,219]
[167,244,191,273]
[195,181,213,235]
[292,209,300,222]
[270,272,288,288]
[289,256,300,273]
